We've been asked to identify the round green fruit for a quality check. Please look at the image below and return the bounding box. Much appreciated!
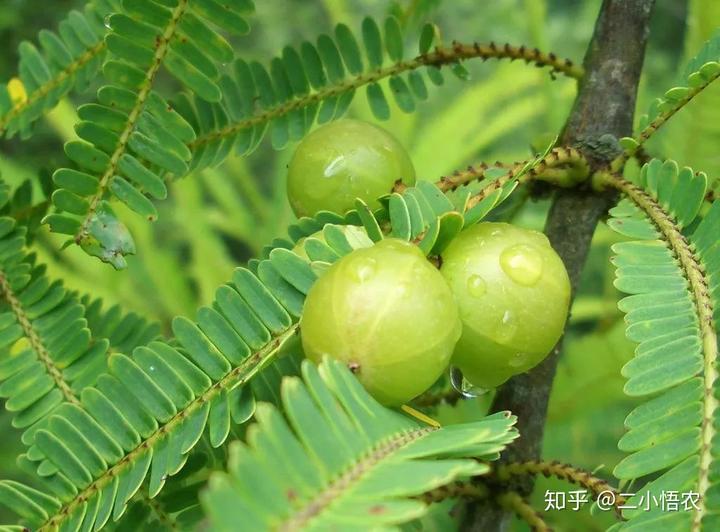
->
[286,119,416,217]
[440,222,570,389]
[301,238,461,406]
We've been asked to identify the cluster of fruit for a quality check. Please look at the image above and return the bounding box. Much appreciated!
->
[287,120,571,405]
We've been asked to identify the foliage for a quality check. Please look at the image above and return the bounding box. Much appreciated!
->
[0,1,717,531]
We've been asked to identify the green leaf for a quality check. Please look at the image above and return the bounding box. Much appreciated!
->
[384,17,403,62]
[366,83,390,120]
[202,359,518,530]
[362,17,383,68]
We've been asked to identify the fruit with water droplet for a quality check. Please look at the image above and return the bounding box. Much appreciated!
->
[301,238,461,405]
[440,222,570,388]
[286,119,416,217]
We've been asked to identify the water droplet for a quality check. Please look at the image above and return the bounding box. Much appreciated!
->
[466,274,486,297]
[149,365,155,372]
[508,352,528,368]
[450,367,490,398]
[350,256,377,283]
[490,229,503,237]
[500,244,543,286]
[104,14,112,30]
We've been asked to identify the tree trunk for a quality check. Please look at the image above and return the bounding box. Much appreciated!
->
[464,1,656,529]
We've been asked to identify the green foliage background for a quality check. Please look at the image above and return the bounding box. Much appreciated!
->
[0,0,716,529]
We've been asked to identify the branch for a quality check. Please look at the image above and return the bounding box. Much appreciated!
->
[189,42,583,149]
[434,146,589,196]
[464,1,655,529]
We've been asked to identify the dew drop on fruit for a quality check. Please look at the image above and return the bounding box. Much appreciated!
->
[466,274,487,297]
[450,367,490,398]
[500,244,543,286]
[350,256,377,283]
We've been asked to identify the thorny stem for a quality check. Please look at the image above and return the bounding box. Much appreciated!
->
[189,42,582,149]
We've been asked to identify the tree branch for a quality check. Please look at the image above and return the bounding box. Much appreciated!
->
[464,1,655,529]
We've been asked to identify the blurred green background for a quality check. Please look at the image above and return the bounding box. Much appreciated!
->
[0,0,718,530]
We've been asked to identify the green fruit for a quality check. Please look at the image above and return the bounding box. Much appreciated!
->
[292,225,373,260]
[301,238,461,406]
[440,222,570,389]
[287,119,416,217]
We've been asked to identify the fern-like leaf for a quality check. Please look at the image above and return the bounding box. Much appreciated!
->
[0,148,545,530]
[184,17,582,171]
[202,358,518,531]
[0,0,118,138]
[45,0,254,268]
[601,159,719,531]
[0,216,110,438]
[616,30,720,163]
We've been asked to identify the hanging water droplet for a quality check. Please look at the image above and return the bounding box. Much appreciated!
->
[350,256,377,282]
[500,244,543,286]
[104,14,112,30]
[466,274,486,297]
[508,352,528,368]
[450,366,490,398]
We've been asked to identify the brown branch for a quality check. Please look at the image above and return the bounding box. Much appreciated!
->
[464,1,655,529]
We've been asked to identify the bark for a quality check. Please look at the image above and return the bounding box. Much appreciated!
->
[464,1,656,529]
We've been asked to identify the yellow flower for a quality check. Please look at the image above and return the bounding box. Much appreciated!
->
[8,77,27,105]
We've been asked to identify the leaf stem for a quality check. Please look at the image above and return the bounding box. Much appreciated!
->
[0,269,79,405]
[75,1,190,245]
[610,68,720,172]
[189,42,582,150]
[0,41,107,135]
